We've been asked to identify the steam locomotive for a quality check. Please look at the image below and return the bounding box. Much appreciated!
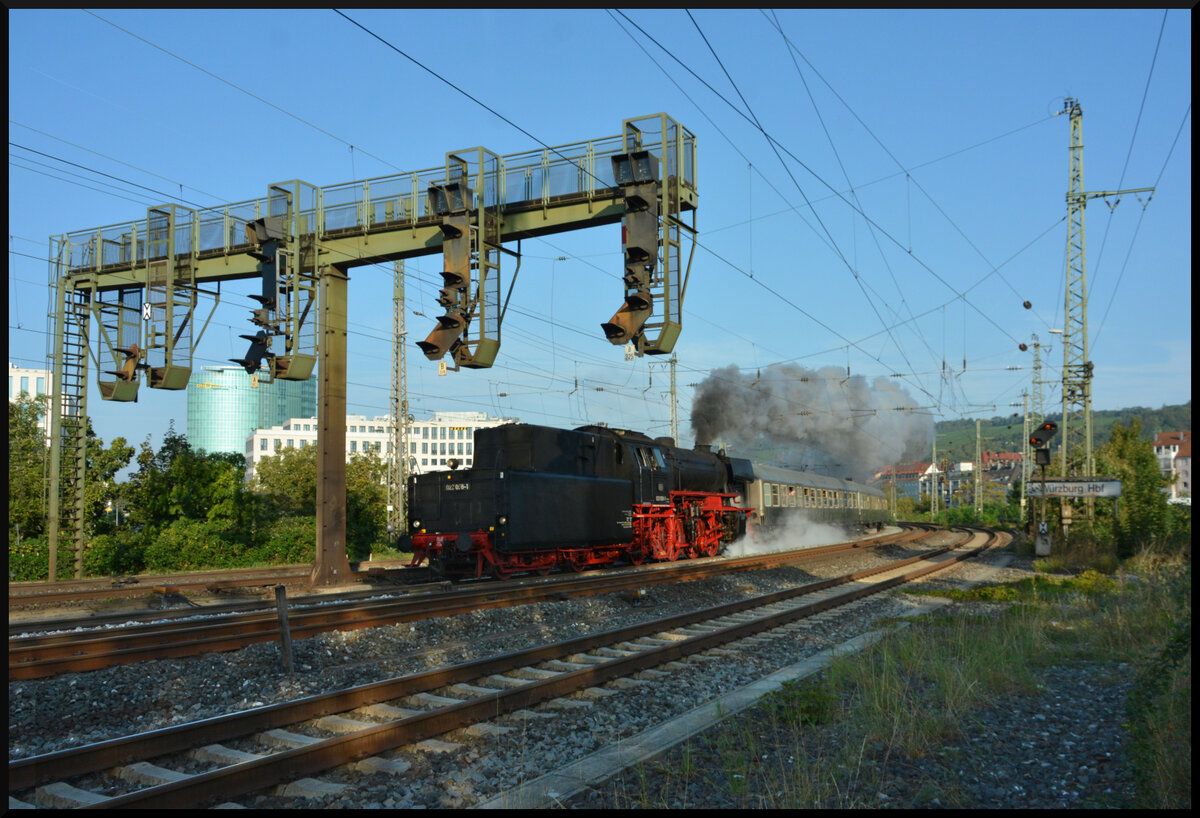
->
[407,422,889,579]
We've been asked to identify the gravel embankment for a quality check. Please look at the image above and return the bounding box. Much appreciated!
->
[7,540,1140,809]
[574,647,1137,809]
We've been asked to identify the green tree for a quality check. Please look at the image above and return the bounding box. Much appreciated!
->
[9,395,134,579]
[119,423,265,570]
[1094,420,1175,557]
[253,443,318,517]
[894,496,920,521]
[346,452,388,558]
[82,426,134,537]
[125,423,249,528]
[8,395,47,542]
[254,446,388,560]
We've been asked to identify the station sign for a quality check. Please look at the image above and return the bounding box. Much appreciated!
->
[1027,479,1122,498]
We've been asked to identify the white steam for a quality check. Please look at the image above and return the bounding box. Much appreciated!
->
[690,363,933,484]
[724,513,851,558]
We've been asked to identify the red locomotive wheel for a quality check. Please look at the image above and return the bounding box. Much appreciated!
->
[487,557,511,580]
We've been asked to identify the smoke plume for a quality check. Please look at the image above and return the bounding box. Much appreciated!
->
[690,363,933,483]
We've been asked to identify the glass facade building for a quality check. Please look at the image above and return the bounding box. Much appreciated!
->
[187,366,316,456]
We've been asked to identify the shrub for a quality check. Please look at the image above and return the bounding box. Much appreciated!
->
[247,516,317,566]
[8,535,75,582]
[143,519,244,572]
[83,531,147,577]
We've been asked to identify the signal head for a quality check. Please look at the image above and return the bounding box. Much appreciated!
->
[1029,420,1058,448]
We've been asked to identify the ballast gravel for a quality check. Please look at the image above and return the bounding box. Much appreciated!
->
[7,538,1140,809]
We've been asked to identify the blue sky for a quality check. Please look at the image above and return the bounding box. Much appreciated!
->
[8,9,1191,465]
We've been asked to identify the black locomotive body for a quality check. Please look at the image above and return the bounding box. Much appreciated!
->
[407,422,889,579]
[408,423,750,578]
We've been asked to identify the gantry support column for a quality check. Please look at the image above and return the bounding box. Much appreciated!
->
[47,273,93,581]
[312,263,353,586]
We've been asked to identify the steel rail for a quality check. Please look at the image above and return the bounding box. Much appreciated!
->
[10,528,993,806]
[9,528,928,679]
[7,566,318,608]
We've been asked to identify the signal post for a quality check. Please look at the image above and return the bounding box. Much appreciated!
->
[1030,421,1058,555]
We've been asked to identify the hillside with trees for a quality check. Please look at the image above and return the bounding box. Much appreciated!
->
[934,401,1191,464]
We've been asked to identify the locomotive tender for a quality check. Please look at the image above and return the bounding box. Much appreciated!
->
[408,422,889,579]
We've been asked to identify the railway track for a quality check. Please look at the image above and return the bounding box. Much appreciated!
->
[8,526,996,809]
[9,527,931,680]
[6,565,322,609]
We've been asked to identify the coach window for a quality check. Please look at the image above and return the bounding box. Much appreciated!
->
[787,486,796,507]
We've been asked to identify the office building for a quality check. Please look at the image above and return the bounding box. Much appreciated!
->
[9,362,52,436]
[187,366,316,456]
[245,410,511,481]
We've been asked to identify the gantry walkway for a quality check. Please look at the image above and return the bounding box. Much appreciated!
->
[44,113,698,584]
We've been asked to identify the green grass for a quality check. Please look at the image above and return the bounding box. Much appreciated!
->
[613,552,1190,809]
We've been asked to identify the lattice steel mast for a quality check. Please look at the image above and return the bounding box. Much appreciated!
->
[388,260,410,543]
[1058,98,1154,490]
